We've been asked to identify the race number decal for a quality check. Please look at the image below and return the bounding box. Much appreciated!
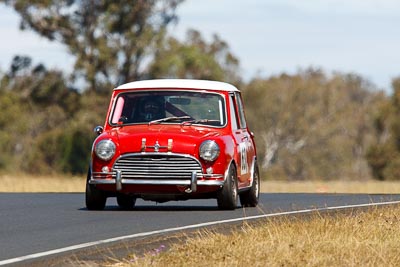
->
[239,142,249,175]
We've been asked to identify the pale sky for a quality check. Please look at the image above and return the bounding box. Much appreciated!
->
[1,0,400,92]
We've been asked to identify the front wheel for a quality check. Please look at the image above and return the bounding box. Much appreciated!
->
[85,169,106,210]
[217,164,238,210]
[117,194,136,210]
[240,164,260,207]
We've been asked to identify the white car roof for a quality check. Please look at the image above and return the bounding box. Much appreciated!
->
[115,79,239,92]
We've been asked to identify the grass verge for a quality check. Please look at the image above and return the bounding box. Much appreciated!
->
[118,206,400,266]
[261,180,400,194]
[0,174,85,192]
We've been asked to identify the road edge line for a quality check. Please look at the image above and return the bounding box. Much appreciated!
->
[1,200,400,265]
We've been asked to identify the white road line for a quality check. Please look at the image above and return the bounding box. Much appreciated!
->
[1,200,400,266]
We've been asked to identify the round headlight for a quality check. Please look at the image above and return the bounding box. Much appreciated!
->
[95,140,116,161]
[199,140,220,162]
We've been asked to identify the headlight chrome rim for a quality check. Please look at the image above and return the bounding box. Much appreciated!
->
[199,140,220,162]
[95,139,116,161]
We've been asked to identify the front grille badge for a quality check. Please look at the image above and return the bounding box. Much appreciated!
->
[141,138,173,153]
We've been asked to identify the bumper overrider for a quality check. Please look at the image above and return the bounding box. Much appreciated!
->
[89,152,224,193]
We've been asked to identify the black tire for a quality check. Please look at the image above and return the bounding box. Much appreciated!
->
[85,169,106,210]
[217,164,238,210]
[117,194,136,210]
[240,164,260,207]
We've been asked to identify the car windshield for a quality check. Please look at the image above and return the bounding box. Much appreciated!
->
[110,91,226,127]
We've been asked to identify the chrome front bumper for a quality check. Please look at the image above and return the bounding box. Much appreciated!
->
[90,152,225,193]
[89,170,224,193]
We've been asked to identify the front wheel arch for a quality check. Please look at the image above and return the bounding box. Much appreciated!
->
[85,167,107,210]
[217,163,238,210]
[239,162,260,207]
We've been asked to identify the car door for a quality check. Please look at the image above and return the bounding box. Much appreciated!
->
[229,92,255,187]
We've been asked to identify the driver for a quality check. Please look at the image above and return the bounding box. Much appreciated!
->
[139,97,165,122]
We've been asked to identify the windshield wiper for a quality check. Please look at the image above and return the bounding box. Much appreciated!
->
[181,119,221,126]
[149,116,191,125]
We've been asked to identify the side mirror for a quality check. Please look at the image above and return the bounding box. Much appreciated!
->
[94,126,104,135]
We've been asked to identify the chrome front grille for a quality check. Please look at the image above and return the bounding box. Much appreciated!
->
[113,153,203,180]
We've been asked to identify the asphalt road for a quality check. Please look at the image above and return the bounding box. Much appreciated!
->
[1,192,400,265]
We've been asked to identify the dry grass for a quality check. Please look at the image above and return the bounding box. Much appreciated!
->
[1,174,400,194]
[121,206,400,267]
[261,180,400,194]
[0,174,85,192]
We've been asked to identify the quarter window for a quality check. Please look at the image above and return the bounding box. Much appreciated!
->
[229,95,238,130]
[234,92,247,129]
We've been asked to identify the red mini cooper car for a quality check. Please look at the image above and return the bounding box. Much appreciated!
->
[86,79,259,210]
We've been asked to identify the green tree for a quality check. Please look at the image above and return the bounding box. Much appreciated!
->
[148,29,240,84]
[2,0,183,91]
[243,69,381,180]
[0,56,84,173]
[366,77,400,180]
[0,90,28,169]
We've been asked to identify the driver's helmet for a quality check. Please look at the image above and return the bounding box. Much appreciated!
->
[139,97,164,121]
